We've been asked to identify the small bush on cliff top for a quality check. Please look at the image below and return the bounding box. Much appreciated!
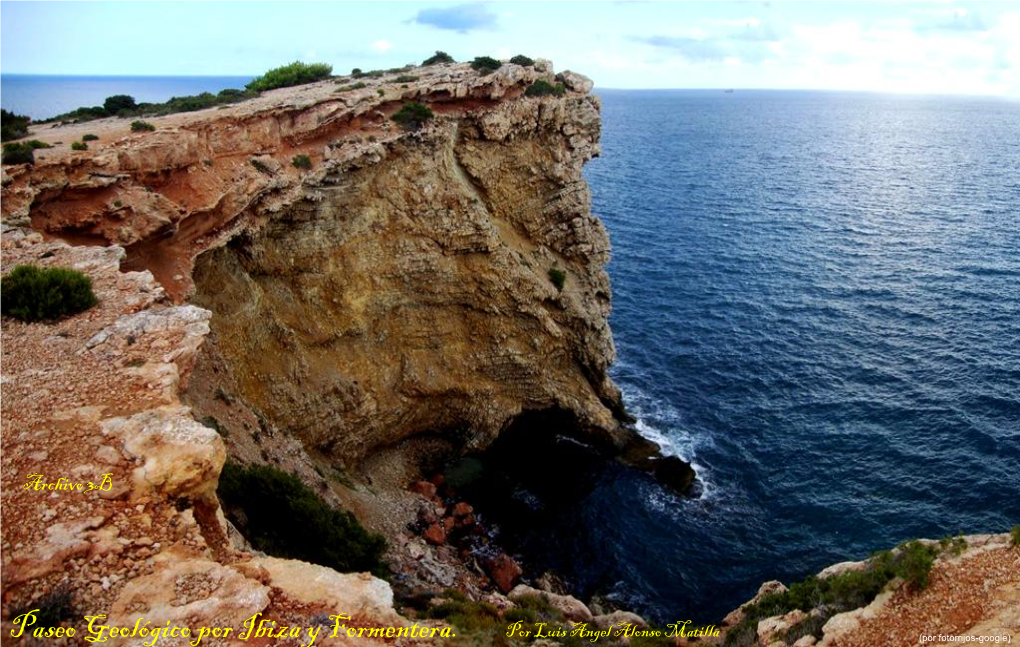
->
[470,56,502,75]
[82,134,99,142]
[291,153,312,170]
[1,265,98,322]
[217,462,387,577]
[1012,525,1020,547]
[103,94,137,115]
[2,142,35,165]
[131,120,155,132]
[1,109,31,142]
[525,80,566,98]
[510,54,535,67]
[247,61,333,92]
[71,141,88,151]
[391,102,434,132]
[422,51,455,66]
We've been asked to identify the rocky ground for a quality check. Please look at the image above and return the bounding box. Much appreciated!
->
[714,533,1019,647]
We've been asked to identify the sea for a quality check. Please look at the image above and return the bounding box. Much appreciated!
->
[4,77,1018,624]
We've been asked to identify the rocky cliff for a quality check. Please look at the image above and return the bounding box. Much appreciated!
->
[2,60,631,470]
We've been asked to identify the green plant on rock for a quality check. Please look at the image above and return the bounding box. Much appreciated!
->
[510,54,535,67]
[249,158,273,174]
[724,540,939,646]
[422,51,455,66]
[1,265,98,322]
[391,102,434,132]
[82,134,99,142]
[1012,525,1020,547]
[2,142,35,164]
[470,56,502,75]
[71,141,88,151]
[525,80,566,98]
[292,154,312,170]
[246,61,333,92]
[395,74,419,83]
[548,267,566,291]
[217,462,387,576]
[130,120,155,132]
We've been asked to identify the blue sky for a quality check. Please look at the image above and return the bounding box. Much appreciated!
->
[2,1,1018,96]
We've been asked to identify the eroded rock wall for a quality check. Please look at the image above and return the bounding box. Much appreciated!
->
[191,91,621,462]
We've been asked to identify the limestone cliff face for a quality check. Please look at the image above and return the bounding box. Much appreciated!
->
[191,83,620,461]
[2,60,626,466]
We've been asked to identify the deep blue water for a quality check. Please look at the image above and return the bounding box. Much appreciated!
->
[0,75,253,120]
[564,89,1020,623]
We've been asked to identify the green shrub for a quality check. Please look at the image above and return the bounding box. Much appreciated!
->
[1012,525,1020,547]
[1,265,98,322]
[103,94,137,114]
[291,154,312,170]
[724,541,939,646]
[246,61,333,92]
[510,55,535,67]
[351,67,363,76]
[525,80,567,98]
[391,102,434,132]
[335,82,368,92]
[395,74,419,83]
[1,109,31,142]
[82,134,99,142]
[2,142,35,164]
[893,543,931,588]
[422,51,455,66]
[425,594,501,632]
[470,56,502,75]
[377,89,385,97]
[548,267,566,291]
[26,140,52,149]
[217,462,387,576]
[938,533,968,556]
[250,158,272,174]
[71,141,88,151]
[130,120,155,132]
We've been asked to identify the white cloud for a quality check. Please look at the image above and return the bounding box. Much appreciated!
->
[371,39,392,52]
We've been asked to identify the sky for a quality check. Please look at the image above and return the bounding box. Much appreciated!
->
[1,1,1018,96]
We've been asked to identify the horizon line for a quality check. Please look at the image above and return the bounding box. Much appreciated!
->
[1,72,1014,102]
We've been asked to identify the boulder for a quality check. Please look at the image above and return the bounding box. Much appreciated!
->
[110,555,271,632]
[593,610,648,629]
[424,522,446,545]
[248,556,405,626]
[489,554,523,593]
[410,480,437,498]
[557,70,594,94]
[758,609,807,645]
[652,455,696,494]
[509,584,592,622]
